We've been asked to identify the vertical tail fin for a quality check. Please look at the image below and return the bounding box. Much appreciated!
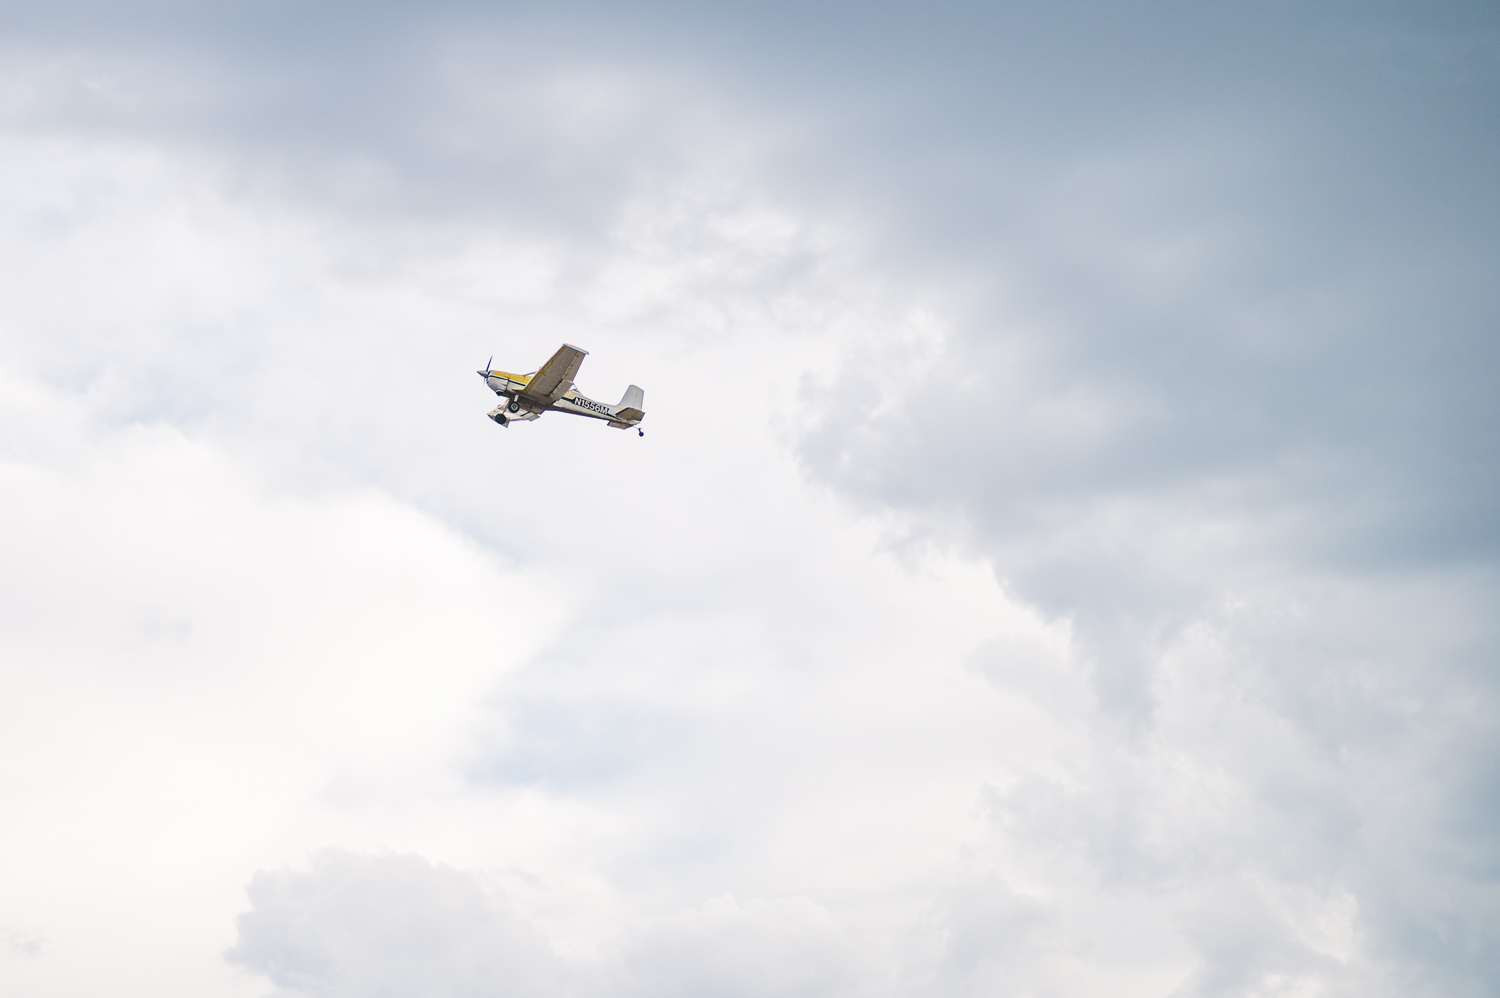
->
[618,385,644,410]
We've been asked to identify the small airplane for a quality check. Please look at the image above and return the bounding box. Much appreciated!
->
[477,343,646,436]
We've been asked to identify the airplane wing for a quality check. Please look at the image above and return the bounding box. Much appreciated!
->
[521,343,589,403]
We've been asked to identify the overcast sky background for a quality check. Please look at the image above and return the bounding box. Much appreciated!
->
[0,2,1497,996]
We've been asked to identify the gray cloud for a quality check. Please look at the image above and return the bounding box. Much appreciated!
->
[226,851,579,998]
[1,2,1497,996]
[228,855,869,998]
[620,895,864,998]
[2,926,44,961]
[763,9,1500,994]
[926,873,1045,997]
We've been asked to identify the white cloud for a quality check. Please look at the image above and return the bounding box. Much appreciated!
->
[0,109,1033,997]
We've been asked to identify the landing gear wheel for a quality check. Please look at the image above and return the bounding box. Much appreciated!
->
[507,401,521,413]
[638,428,644,437]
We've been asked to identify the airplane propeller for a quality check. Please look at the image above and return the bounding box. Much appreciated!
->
[477,354,493,377]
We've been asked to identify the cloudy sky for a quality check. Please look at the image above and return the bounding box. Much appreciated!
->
[1,2,1497,996]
